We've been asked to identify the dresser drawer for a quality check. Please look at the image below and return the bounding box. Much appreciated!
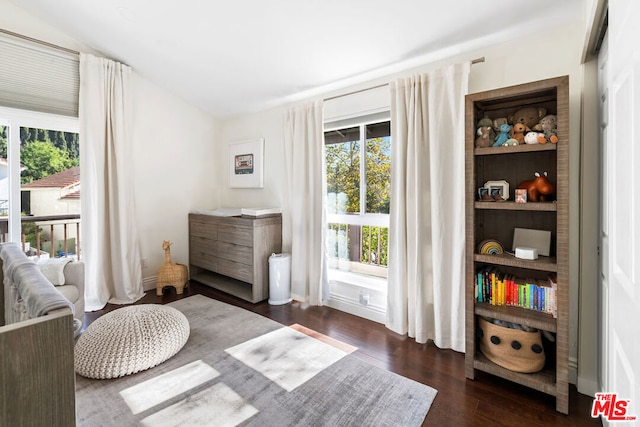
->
[190,236,217,257]
[190,220,218,240]
[217,257,253,283]
[189,250,217,271]
[217,241,253,265]
[218,225,253,247]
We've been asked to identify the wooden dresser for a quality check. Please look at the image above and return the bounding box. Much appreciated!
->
[188,213,282,303]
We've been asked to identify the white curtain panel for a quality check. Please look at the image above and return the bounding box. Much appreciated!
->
[387,63,470,352]
[79,53,144,311]
[283,101,329,305]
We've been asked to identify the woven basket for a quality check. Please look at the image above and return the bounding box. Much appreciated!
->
[478,317,545,373]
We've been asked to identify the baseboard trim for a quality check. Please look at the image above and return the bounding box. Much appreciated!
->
[326,294,386,324]
[142,275,157,292]
[569,356,578,385]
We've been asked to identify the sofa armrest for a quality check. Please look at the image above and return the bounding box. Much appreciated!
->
[63,261,85,320]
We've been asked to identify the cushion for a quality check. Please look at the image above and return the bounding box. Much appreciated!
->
[56,284,79,305]
[37,257,72,286]
[74,304,190,379]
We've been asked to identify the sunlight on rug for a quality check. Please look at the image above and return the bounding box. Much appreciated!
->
[75,294,437,426]
[225,326,348,392]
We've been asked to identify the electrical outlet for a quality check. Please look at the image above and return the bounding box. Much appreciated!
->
[359,291,370,306]
[141,258,148,269]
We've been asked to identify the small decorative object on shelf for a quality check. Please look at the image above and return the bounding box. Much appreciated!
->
[516,172,555,202]
[478,239,504,255]
[465,76,569,414]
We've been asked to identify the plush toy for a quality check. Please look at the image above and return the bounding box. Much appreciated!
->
[537,114,558,143]
[477,115,496,141]
[509,123,530,144]
[504,138,518,146]
[517,172,555,202]
[508,107,547,129]
[475,126,493,148]
[493,123,512,147]
[493,117,508,134]
[524,130,545,145]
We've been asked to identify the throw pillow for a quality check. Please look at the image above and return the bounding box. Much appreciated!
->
[37,257,72,286]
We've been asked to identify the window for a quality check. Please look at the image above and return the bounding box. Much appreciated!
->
[324,118,390,285]
[0,108,79,257]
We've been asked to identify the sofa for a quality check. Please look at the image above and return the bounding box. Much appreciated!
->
[0,242,80,426]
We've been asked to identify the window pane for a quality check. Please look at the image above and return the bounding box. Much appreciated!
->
[19,127,80,258]
[0,125,7,216]
[365,122,391,214]
[325,126,360,214]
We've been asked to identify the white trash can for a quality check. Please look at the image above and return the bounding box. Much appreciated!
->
[268,253,292,305]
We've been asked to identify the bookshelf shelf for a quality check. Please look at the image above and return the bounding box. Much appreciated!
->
[474,302,557,332]
[473,253,557,272]
[464,76,570,414]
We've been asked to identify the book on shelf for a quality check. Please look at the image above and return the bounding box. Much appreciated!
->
[474,266,557,317]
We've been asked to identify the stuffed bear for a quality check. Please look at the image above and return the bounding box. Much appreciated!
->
[508,107,547,129]
[509,123,530,144]
[537,114,558,143]
[477,115,496,141]
[475,126,493,148]
[493,123,512,147]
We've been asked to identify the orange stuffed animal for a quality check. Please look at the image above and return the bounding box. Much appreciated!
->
[517,172,555,202]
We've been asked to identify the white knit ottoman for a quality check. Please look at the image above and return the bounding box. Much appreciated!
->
[74,304,190,379]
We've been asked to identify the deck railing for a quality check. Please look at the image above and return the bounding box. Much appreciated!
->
[327,222,388,278]
[0,214,81,259]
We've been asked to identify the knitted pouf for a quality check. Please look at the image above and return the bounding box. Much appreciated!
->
[74,304,190,379]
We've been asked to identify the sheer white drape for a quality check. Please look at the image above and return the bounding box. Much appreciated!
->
[283,100,329,305]
[79,53,144,311]
[386,64,470,352]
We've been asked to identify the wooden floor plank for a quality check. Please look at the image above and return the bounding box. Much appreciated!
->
[83,282,602,426]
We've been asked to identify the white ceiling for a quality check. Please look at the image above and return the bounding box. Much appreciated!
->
[10,0,584,118]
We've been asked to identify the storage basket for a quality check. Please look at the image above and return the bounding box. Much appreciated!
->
[478,317,545,373]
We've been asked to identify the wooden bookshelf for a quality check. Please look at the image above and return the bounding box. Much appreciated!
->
[464,76,570,414]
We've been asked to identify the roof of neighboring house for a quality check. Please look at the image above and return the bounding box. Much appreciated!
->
[22,166,80,189]
[60,190,80,200]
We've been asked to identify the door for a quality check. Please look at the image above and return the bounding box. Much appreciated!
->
[602,0,640,423]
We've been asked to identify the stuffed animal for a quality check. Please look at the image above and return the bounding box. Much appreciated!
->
[504,138,518,146]
[508,107,547,129]
[536,114,558,143]
[493,123,512,147]
[477,115,496,142]
[524,130,545,145]
[475,126,493,148]
[517,172,555,202]
[493,117,508,134]
[509,123,530,144]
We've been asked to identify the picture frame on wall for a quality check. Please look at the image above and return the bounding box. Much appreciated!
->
[229,138,264,188]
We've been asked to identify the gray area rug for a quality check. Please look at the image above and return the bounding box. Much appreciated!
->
[76,294,437,426]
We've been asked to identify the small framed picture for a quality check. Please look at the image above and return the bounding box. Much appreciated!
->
[228,138,264,188]
[515,189,528,203]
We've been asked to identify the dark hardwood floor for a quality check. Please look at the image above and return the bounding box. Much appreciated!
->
[85,282,602,427]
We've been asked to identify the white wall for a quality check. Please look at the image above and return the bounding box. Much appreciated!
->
[0,0,220,288]
[131,75,219,284]
[217,20,594,391]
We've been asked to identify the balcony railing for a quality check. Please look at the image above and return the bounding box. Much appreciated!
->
[0,214,81,259]
[327,223,388,278]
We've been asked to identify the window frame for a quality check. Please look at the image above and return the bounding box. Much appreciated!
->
[324,112,391,230]
[0,106,79,242]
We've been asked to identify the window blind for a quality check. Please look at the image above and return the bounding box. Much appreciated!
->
[0,34,79,117]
